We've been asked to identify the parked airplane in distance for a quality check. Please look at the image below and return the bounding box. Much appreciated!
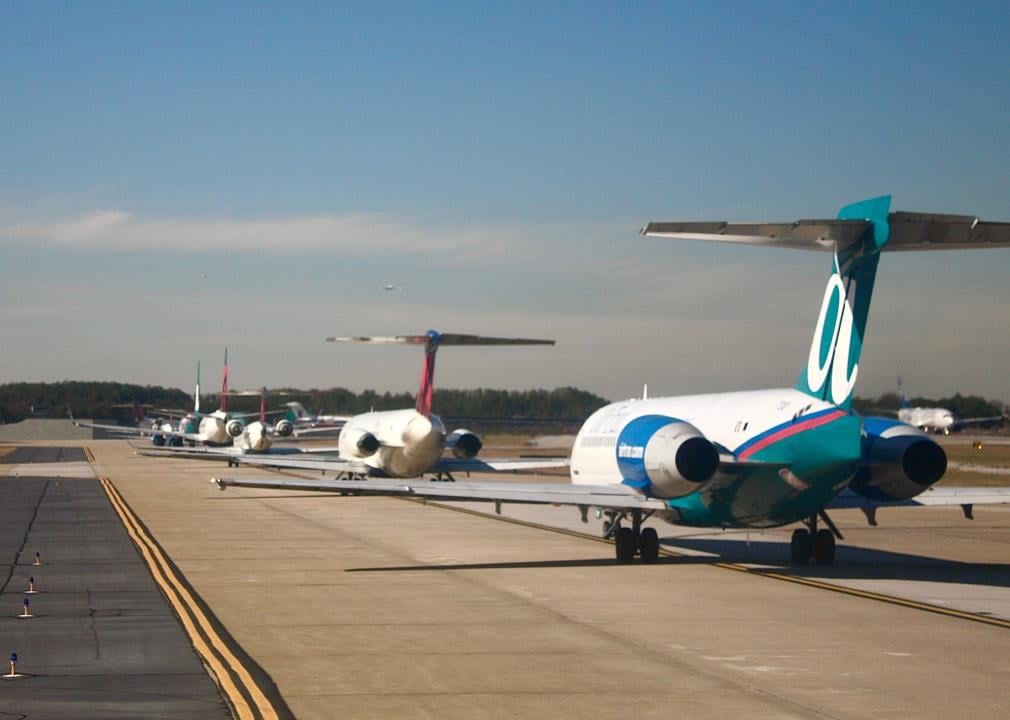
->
[895,378,1006,434]
[77,351,294,447]
[214,197,1010,565]
[225,331,568,479]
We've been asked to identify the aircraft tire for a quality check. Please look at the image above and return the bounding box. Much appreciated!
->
[790,528,812,564]
[615,527,636,564]
[813,529,836,565]
[639,527,660,564]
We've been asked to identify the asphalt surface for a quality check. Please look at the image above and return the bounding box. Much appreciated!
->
[3,446,85,464]
[0,447,230,719]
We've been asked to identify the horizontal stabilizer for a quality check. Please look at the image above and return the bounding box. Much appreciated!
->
[642,212,1010,252]
[326,333,554,346]
[641,219,869,251]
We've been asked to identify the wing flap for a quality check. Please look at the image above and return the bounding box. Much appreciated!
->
[829,487,1010,509]
[433,457,570,473]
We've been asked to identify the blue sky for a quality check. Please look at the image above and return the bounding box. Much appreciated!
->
[1,2,1008,401]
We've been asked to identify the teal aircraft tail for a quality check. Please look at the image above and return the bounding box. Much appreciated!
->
[793,195,891,409]
[640,194,1010,411]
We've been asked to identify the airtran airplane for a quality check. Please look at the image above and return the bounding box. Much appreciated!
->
[213,197,1010,565]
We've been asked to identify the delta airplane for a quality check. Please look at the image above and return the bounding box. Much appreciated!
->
[213,197,1010,565]
[222,332,569,478]
[895,378,1006,434]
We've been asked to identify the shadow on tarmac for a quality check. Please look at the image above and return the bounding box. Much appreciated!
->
[344,538,1010,590]
[664,536,1010,589]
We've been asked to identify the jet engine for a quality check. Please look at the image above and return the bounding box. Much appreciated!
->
[446,429,482,459]
[226,419,244,438]
[850,418,947,501]
[342,427,380,457]
[274,419,294,437]
[616,416,720,498]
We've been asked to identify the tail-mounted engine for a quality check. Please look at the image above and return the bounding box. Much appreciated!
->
[446,429,482,459]
[274,419,293,437]
[342,427,380,457]
[226,419,244,438]
[616,415,720,498]
[850,418,947,501]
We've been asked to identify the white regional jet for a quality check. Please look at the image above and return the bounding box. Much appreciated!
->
[222,332,568,478]
[78,351,298,448]
[213,197,1010,565]
[895,378,1006,434]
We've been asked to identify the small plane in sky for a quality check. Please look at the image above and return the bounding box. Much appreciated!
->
[214,197,1010,565]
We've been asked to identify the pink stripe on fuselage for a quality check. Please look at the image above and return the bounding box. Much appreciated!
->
[737,409,847,459]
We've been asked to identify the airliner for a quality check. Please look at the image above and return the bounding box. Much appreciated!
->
[213,197,1010,565]
[895,379,1006,434]
[78,351,296,448]
[220,332,569,477]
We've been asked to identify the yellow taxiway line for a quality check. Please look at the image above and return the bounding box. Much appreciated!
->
[98,476,284,720]
[414,498,1010,631]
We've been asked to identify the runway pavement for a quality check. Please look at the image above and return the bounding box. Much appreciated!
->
[0,446,233,719]
[79,439,1010,720]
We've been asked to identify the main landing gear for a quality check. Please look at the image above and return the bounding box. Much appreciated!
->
[790,511,843,565]
[605,509,659,564]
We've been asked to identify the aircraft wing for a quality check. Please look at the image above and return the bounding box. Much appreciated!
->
[290,423,348,436]
[432,457,569,473]
[828,487,1010,510]
[75,421,205,443]
[137,446,342,461]
[210,475,668,510]
[952,415,1007,430]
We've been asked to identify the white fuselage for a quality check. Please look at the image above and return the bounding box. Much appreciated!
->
[338,408,447,477]
[233,421,272,453]
[897,407,955,433]
[198,411,232,445]
[572,387,835,486]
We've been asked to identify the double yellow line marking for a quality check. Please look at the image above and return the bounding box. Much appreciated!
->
[99,477,282,720]
[418,499,1010,630]
[84,447,96,463]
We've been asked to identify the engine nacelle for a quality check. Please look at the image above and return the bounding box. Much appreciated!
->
[342,427,380,457]
[850,418,947,501]
[274,419,294,437]
[446,429,482,459]
[226,419,244,438]
[616,416,720,499]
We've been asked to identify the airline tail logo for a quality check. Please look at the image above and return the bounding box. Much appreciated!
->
[804,260,859,406]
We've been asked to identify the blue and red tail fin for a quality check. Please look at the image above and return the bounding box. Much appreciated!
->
[416,331,440,417]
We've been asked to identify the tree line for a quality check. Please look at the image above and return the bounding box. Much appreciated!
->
[1,381,1004,428]
[0,382,608,425]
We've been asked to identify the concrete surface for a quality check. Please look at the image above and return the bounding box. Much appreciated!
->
[86,439,1010,720]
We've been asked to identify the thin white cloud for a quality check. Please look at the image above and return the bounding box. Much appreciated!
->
[0,209,562,263]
